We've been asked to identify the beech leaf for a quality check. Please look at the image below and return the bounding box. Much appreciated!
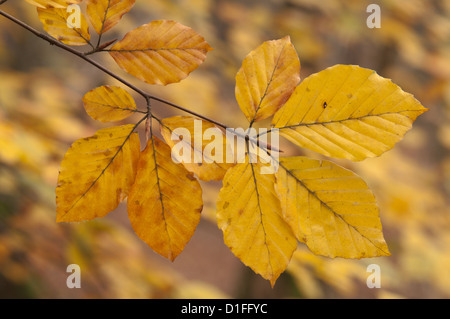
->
[109,20,213,85]
[56,125,140,222]
[25,0,79,9]
[276,156,390,258]
[272,64,428,161]
[37,5,91,46]
[127,136,203,261]
[217,159,297,286]
[160,116,235,181]
[235,36,300,123]
[82,85,137,122]
[86,0,135,35]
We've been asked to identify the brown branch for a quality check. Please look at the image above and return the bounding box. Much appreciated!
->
[0,8,282,153]
[0,10,150,95]
[0,9,230,126]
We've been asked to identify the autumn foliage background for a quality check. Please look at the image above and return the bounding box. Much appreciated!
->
[0,0,449,298]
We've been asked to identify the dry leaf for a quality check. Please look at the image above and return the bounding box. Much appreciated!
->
[56,125,140,222]
[82,85,137,122]
[37,5,91,46]
[86,0,135,34]
[272,64,428,161]
[276,156,390,258]
[217,159,297,286]
[235,36,300,123]
[160,116,235,181]
[127,136,203,261]
[109,20,212,85]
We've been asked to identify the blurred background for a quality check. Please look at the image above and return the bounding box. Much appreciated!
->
[0,0,449,298]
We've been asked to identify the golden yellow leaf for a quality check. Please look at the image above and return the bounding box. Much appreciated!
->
[82,85,137,122]
[160,116,235,181]
[127,136,203,261]
[86,0,135,35]
[275,156,390,258]
[25,0,79,9]
[272,64,428,161]
[235,36,300,123]
[109,20,213,85]
[56,125,140,222]
[217,160,297,286]
[37,5,91,46]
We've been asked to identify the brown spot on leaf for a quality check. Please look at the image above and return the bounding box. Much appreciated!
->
[186,173,196,181]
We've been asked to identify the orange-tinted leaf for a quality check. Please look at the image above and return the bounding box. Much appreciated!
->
[56,125,140,222]
[127,136,203,261]
[82,85,137,122]
[25,0,79,9]
[86,0,135,35]
[37,5,91,46]
[109,20,213,85]
[160,116,235,181]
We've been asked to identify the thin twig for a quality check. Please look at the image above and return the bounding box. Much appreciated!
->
[145,97,152,143]
[0,9,148,97]
[0,8,282,153]
[0,9,230,128]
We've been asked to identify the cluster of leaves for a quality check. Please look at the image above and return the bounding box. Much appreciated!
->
[15,0,427,286]
[0,69,231,299]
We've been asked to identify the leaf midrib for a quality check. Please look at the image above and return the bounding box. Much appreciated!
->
[108,47,206,52]
[150,137,173,257]
[249,161,274,278]
[274,110,416,130]
[249,42,287,125]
